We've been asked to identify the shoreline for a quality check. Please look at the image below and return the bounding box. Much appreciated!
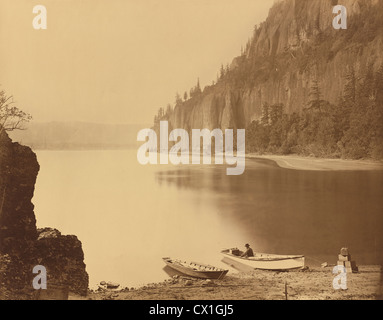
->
[33,148,383,172]
[247,154,383,171]
[70,265,382,300]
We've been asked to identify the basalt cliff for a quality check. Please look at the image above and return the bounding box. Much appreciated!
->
[0,129,88,299]
[158,0,383,132]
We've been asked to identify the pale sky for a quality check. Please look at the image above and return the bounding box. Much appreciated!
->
[0,0,274,125]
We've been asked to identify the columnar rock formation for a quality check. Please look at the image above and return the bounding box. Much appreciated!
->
[160,0,383,132]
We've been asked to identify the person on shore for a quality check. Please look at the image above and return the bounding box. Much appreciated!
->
[241,244,254,258]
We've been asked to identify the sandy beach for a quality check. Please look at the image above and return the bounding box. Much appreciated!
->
[71,266,382,300]
[248,154,383,171]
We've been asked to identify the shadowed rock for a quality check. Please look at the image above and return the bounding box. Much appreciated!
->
[0,129,89,298]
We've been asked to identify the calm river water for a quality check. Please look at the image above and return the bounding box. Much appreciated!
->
[34,150,383,288]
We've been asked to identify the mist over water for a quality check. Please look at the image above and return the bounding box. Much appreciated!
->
[33,150,383,287]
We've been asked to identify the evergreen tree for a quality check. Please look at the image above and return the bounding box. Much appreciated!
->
[307,79,323,112]
[158,107,164,119]
[166,103,173,116]
[369,65,383,158]
[195,78,202,95]
[261,103,270,126]
[343,66,356,105]
[220,64,225,79]
[358,62,375,102]
[375,64,383,103]
[226,64,230,75]
[190,79,202,98]
[175,93,182,106]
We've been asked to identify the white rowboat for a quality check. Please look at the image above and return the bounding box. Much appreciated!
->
[221,249,305,271]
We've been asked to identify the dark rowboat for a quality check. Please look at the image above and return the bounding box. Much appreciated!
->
[162,257,228,280]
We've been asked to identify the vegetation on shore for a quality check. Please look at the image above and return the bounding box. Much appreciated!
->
[246,65,383,160]
[0,89,32,134]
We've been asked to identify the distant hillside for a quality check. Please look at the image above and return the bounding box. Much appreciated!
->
[159,0,383,130]
[9,122,147,150]
[153,0,383,159]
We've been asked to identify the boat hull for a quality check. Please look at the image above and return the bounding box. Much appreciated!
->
[163,258,228,280]
[221,250,305,271]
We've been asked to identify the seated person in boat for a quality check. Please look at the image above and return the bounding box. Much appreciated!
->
[241,244,254,258]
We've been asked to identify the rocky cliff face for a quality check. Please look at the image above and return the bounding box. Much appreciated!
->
[0,129,88,298]
[0,129,39,253]
[163,0,383,131]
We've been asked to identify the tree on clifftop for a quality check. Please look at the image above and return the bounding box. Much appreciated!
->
[0,89,32,133]
[175,92,183,106]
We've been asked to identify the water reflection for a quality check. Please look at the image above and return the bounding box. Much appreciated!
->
[156,158,383,266]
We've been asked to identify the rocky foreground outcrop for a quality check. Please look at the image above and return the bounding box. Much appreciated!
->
[0,129,88,298]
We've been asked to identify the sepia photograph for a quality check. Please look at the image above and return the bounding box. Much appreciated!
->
[0,0,382,305]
